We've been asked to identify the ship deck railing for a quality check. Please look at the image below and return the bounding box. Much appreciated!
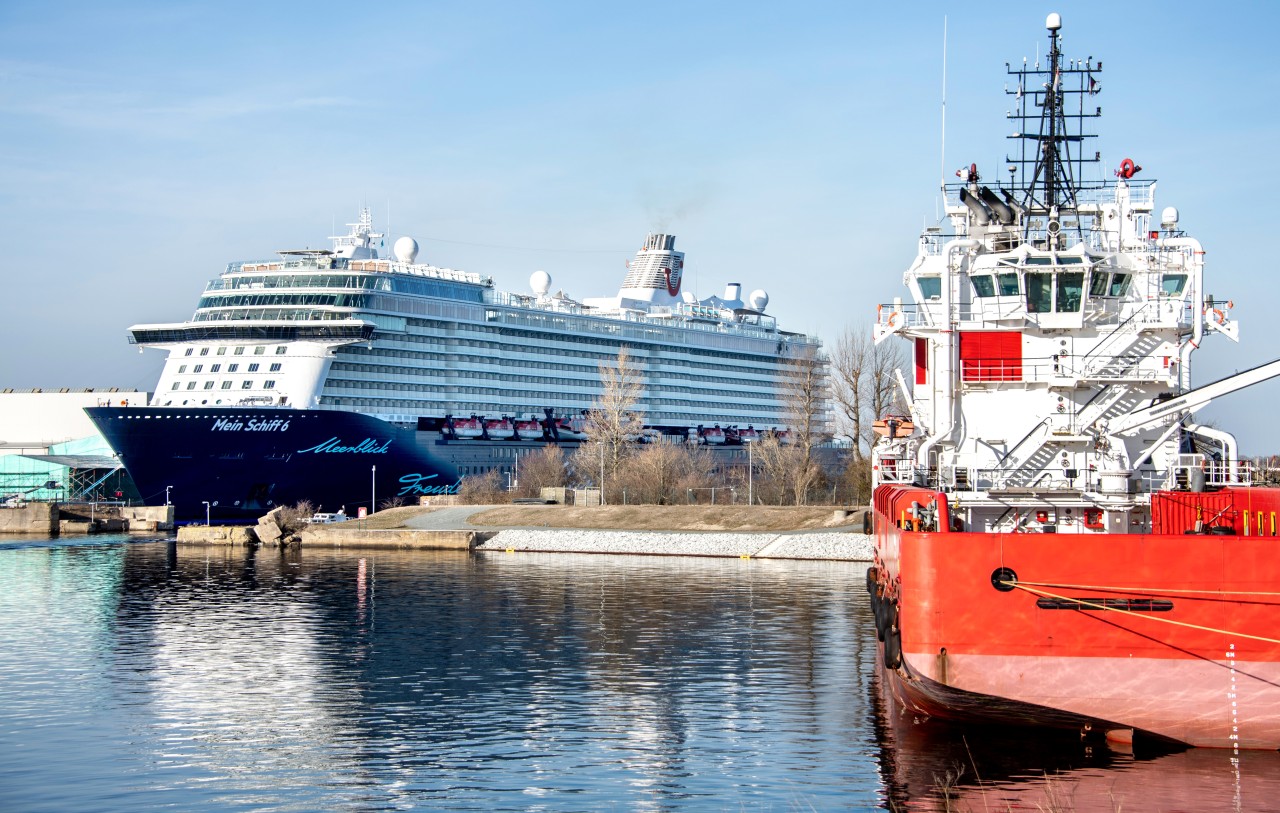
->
[875,301,1188,335]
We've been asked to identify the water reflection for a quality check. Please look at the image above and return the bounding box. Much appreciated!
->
[0,542,884,811]
[4,539,1278,811]
[874,658,1280,812]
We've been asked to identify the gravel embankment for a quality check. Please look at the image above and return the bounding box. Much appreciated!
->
[476,529,873,561]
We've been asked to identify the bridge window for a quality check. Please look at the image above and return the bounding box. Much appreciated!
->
[1026,273,1052,313]
[971,275,996,297]
[1109,273,1131,297]
[1089,272,1110,297]
[918,276,942,300]
[997,273,1019,296]
[1161,274,1188,296]
[1056,272,1084,312]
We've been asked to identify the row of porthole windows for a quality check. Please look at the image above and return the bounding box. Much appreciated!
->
[172,379,277,391]
[176,362,282,374]
[182,345,289,357]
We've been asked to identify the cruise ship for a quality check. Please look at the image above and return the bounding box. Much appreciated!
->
[88,214,825,522]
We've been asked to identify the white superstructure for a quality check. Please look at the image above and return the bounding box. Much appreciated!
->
[130,212,826,432]
[871,17,1280,533]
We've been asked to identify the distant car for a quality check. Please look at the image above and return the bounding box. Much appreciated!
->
[307,511,348,524]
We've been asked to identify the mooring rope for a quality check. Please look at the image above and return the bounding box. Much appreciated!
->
[1002,581,1280,647]
[1010,579,1280,599]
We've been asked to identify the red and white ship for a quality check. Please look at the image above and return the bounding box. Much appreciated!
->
[869,13,1280,749]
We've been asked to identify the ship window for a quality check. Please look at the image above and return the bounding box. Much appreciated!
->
[1161,274,1188,296]
[264,380,276,389]
[234,347,245,355]
[184,348,193,356]
[178,365,187,373]
[228,364,238,372]
[211,364,221,373]
[276,346,287,354]
[918,276,942,299]
[1056,272,1084,312]
[1057,256,1084,264]
[193,365,203,373]
[971,275,996,297]
[1026,273,1052,313]
[1109,273,1131,297]
[217,347,227,355]
[187,382,197,390]
[270,363,281,372]
[222,381,232,390]
[1089,272,1110,297]
[997,273,1019,296]
[171,382,180,390]
[204,381,215,390]
[200,348,209,356]
[242,381,253,389]
[255,347,265,355]
[1025,256,1053,265]
[248,363,260,372]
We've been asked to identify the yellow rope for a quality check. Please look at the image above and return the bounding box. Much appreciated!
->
[1004,581,1280,647]
[1012,580,1280,599]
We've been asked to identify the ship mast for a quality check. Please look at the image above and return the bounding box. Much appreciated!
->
[1006,13,1100,247]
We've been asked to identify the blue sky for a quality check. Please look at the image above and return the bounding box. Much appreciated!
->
[4,1,1280,451]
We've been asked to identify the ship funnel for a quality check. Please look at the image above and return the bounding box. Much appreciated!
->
[723,282,743,304]
[979,186,1015,225]
[959,187,992,226]
[1000,188,1027,221]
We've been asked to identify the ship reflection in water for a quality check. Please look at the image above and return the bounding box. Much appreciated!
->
[1,537,1278,811]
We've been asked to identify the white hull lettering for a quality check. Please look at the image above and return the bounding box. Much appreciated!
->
[213,418,290,432]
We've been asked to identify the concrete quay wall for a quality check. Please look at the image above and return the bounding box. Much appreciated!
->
[300,528,478,550]
[177,525,258,545]
[0,503,58,535]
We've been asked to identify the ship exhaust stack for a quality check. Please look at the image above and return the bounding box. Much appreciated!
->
[979,186,1015,225]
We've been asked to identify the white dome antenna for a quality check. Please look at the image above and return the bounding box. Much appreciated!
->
[530,270,552,296]
[1046,13,1062,31]
[748,289,769,312]
[393,236,419,263]
[1161,207,1180,229]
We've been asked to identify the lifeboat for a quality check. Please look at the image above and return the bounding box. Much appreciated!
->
[515,416,545,440]
[554,416,589,441]
[485,416,515,440]
[451,415,484,439]
[700,424,727,445]
[772,428,793,445]
[738,426,761,443]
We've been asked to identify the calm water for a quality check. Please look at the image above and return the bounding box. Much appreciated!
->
[1,535,1279,812]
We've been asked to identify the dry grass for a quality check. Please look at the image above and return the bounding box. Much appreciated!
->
[466,504,864,532]
[335,505,443,530]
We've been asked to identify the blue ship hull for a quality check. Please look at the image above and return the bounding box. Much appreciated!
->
[86,407,460,523]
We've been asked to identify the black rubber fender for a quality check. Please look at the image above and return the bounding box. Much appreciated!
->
[883,618,902,670]
[865,565,879,594]
[878,599,897,643]
[863,510,874,535]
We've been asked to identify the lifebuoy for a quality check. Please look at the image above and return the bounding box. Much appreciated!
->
[1118,157,1141,180]
[887,311,900,328]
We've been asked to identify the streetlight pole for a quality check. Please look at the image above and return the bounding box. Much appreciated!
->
[599,442,606,506]
[165,485,172,506]
[371,465,376,515]
[748,442,754,506]
[202,500,211,526]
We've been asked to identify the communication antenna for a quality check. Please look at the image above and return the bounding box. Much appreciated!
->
[939,15,948,215]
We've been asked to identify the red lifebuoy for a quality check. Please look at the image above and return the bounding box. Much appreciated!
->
[1118,157,1141,179]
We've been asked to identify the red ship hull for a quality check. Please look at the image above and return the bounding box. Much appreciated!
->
[872,484,1280,748]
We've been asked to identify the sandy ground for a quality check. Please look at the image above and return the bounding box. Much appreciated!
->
[372,504,866,532]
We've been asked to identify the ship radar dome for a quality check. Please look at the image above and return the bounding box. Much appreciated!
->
[1161,207,1180,228]
[1046,12,1062,31]
[530,270,552,295]
[393,236,420,263]
[748,289,769,311]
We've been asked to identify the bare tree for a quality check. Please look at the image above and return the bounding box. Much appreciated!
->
[515,445,568,499]
[831,325,905,460]
[613,440,715,504]
[777,346,831,505]
[457,469,511,504]
[580,346,645,504]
